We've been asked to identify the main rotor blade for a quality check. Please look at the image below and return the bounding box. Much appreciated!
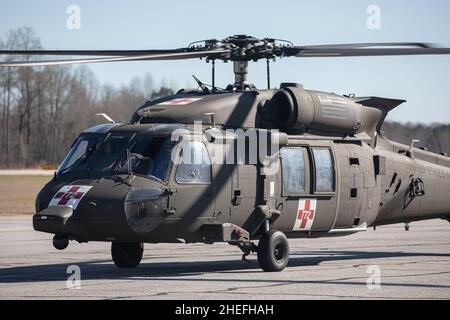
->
[287,43,450,57]
[296,42,435,49]
[297,48,450,57]
[0,49,230,67]
[0,49,186,56]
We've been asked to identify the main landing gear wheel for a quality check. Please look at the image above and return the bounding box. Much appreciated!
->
[257,230,290,272]
[111,242,143,268]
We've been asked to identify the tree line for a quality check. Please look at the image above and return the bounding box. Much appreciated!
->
[0,27,174,168]
[1,27,449,168]
[381,122,450,155]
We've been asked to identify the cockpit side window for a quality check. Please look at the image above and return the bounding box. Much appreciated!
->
[175,141,211,184]
[117,136,174,182]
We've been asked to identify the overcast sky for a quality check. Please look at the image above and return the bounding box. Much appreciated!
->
[1,0,450,123]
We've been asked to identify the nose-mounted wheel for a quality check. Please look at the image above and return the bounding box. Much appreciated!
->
[53,234,69,250]
[111,242,143,268]
[257,230,290,272]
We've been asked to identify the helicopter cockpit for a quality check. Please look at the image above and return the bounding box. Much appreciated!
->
[57,131,175,183]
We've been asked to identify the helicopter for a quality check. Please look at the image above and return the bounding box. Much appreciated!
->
[2,34,450,272]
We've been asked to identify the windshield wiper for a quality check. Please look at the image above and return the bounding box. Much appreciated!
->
[126,149,133,182]
[124,151,151,183]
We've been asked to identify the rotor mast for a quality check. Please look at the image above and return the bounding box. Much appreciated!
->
[233,61,249,90]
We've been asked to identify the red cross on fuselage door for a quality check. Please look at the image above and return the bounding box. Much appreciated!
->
[293,199,317,231]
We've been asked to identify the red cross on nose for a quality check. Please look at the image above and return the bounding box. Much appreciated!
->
[54,186,83,206]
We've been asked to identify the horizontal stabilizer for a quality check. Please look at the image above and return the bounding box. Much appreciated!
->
[354,97,406,132]
[355,96,406,112]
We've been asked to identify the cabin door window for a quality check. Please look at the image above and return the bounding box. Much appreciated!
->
[280,148,307,195]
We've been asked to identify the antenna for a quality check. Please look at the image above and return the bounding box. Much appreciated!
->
[410,139,420,149]
[192,75,209,93]
[205,112,215,128]
[211,59,216,92]
[96,113,115,124]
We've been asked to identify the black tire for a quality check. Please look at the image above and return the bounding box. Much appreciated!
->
[111,242,143,268]
[53,235,69,250]
[257,230,289,272]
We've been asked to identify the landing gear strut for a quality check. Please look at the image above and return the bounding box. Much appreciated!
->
[237,242,258,264]
[236,221,290,272]
[111,242,143,268]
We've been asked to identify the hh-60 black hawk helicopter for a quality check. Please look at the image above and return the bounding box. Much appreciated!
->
[2,35,450,272]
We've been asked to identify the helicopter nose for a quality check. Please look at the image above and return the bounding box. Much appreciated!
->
[124,187,168,235]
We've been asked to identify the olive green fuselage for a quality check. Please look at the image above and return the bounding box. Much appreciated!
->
[33,88,450,244]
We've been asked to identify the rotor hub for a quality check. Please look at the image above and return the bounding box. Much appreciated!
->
[188,35,294,90]
[188,34,294,62]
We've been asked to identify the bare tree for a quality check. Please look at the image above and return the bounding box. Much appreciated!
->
[0,27,177,169]
[382,121,450,155]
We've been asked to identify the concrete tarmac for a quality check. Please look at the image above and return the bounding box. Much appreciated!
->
[0,216,449,300]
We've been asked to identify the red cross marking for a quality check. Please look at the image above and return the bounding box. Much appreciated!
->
[55,186,84,205]
[161,98,201,105]
[297,199,315,229]
[54,192,65,198]
[171,98,195,104]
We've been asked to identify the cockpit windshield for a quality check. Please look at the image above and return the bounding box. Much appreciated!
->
[88,135,132,173]
[58,133,174,182]
[57,135,102,175]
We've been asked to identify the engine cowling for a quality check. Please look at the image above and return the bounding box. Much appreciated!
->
[268,85,384,135]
